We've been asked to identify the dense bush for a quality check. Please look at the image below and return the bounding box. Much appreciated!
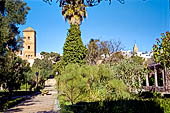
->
[61,98,170,113]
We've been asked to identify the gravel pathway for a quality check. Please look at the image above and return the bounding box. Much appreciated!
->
[5,79,59,113]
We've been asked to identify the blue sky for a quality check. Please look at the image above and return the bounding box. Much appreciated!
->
[19,0,169,54]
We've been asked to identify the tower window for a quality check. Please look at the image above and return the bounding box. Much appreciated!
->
[28,36,30,39]
[28,46,30,49]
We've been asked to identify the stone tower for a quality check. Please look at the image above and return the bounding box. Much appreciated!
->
[22,27,36,60]
[133,43,138,54]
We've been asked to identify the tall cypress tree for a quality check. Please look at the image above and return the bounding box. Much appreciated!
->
[63,24,87,65]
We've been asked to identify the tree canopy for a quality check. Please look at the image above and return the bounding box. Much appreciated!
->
[153,31,170,69]
[0,52,30,92]
[86,39,123,65]
[62,0,87,25]
[30,52,60,87]
[0,0,30,92]
[0,0,30,55]
[43,0,125,7]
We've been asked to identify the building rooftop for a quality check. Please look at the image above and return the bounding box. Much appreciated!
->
[23,27,35,32]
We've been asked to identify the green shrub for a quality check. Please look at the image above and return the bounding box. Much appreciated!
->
[58,64,130,105]
[154,98,170,113]
[111,58,148,92]
[60,98,164,113]
[0,97,25,112]
[60,98,170,113]
[20,83,31,91]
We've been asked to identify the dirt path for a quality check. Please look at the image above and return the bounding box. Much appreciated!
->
[5,79,59,113]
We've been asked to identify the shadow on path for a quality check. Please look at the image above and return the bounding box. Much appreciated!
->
[4,78,57,113]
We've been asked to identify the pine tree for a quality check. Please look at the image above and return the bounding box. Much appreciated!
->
[63,24,87,65]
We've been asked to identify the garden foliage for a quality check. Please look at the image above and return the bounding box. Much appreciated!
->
[57,64,130,105]
[61,98,170,113]
[111,57,147,92]
[0,0,30,92]
[0,52,30,92]
[62,24,87,65]
[153,31,170,69]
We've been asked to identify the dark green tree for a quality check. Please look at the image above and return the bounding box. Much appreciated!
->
[63,24,87,65]
[0,0,30,55]
[0,51,30,92]
[0,0,30,89]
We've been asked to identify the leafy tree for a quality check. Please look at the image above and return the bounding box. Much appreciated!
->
[0,0,30,91]
[86,39,100,65]
[0,51,30,93]
[28,52,60,89]
[63,24,87,65]
[112,57,147,92]
[0,0,30,55]
[98,40,123,59]
[52,59,65,75]
[31,52,54,87]
[86,39,123,65]
[153,31,170,69]
[40,51,60,64]
[0,0,30,78]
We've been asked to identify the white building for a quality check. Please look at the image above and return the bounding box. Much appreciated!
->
[121,43,152,60]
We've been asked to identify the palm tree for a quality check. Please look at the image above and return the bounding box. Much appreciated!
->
[44,0,125,7]
[62,0,87,25]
